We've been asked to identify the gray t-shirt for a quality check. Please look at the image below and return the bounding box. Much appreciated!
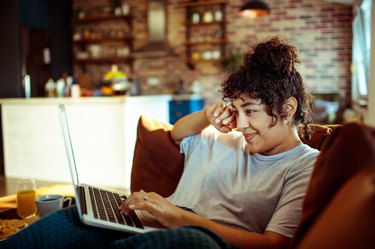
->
[167,126,319,238]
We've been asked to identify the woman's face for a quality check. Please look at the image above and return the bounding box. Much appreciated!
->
[231,94,297,156]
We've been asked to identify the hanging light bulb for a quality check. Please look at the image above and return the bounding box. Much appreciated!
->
[240,0,271,18]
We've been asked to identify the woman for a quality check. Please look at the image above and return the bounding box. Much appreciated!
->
[2,37,319,249]
[122,37,318,249]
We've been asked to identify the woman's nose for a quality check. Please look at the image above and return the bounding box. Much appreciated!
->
[236,115,248,130]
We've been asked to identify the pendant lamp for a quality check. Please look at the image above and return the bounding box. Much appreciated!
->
[240,0,271,18]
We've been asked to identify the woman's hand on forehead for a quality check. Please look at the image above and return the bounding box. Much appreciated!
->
[205,101,236,133]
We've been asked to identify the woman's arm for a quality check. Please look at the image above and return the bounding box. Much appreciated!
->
[171,101,236,144]
[179,210,290,249]
[121,191,290,249]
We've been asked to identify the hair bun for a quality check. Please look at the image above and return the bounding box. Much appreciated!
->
[244,37,300,75]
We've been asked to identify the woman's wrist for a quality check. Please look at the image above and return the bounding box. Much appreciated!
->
[172,208,198,228]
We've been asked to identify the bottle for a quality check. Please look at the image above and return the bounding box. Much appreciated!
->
[203,10,214,23]
[23,74,31,98]
[129,78,140,96]
[45,79,56,97]
[71,83,81,98]
[56,79,65,97]
[191,10,200,24]
[177,80,185,95]
[122,3,130,15]
[191,81,202,94]
[215,9,223,21]
[64,76,73,97]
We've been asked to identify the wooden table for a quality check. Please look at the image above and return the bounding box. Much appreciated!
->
[0,175,73,197]
[0,177,75,224]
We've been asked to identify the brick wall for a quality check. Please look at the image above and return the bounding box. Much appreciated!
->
[73,0,353,106]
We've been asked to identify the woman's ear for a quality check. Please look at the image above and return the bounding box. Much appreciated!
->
[284,97,298,118]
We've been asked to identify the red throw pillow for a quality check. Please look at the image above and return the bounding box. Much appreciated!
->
[130,115,184,197]
[289,122,375,248]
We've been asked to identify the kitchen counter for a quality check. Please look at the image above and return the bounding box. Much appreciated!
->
[0,95,172,105]
[0,95,172,191]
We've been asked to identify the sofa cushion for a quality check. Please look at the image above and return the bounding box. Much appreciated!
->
[290,122,375,248]
[296,167,375,249]
[130,116,184,197]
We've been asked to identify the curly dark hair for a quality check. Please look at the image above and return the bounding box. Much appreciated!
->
[221,37,313,139]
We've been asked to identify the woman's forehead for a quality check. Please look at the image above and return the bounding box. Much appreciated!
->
[231,94,262,107]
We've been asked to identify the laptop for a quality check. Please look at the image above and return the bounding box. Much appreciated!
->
[58,104,160,234]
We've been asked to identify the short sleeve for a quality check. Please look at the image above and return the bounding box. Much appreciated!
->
[266,150,317,237]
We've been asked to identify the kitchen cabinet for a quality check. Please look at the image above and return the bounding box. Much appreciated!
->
[0,95,171,191]
[181,0,228,65]
[72,6,134,69]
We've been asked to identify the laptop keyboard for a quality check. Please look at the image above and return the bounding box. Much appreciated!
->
[88,187,144,229]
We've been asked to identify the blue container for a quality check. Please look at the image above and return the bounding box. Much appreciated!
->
[169,97,205,124]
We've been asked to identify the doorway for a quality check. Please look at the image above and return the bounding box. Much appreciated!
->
[20,27,52,97]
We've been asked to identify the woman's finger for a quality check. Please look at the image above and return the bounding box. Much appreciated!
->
[213,102,227,117]
[120,191,149,215]
[128,198,156,212]
[214,107,232,124]
[216,108,234,125]
[224,113,236,126]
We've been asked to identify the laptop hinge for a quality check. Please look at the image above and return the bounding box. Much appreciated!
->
[78,186,87,215]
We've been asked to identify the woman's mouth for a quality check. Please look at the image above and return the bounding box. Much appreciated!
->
[243,133,257,143]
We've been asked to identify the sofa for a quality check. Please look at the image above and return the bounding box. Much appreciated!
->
[130,115,375,249]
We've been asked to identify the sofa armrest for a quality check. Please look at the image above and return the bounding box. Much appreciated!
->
[290,122,375,249]
[297,168,375,249]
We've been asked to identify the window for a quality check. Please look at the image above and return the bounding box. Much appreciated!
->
[352,0,372,107]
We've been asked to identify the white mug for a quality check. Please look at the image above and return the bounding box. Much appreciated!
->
[35,195,72,217]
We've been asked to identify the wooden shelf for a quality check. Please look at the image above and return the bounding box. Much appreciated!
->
[185,40,227,46]
[186,20,228,27]
[76,14,132,24]
[74,36,133,44]
[73,6,134,71]
[186,57,225,63]
[74,56,134,64]
[180,0,228,8]
[183,0,228,66]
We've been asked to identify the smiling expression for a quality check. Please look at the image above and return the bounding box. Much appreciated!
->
[231,95,300,156]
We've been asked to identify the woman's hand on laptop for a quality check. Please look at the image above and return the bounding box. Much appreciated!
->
[119,190,185,228]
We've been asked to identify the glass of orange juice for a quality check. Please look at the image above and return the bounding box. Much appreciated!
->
[16,179,37,218]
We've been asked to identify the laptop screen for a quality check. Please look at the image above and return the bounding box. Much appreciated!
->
[58,104,83,213]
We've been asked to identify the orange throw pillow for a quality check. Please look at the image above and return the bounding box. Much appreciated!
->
[130,115,184,197]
